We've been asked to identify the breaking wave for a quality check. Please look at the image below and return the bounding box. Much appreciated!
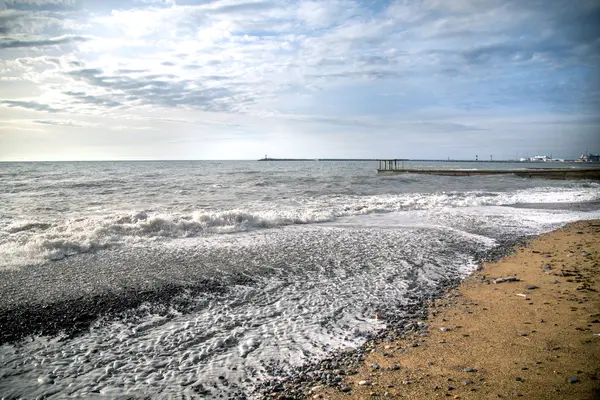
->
[1,186,599,269]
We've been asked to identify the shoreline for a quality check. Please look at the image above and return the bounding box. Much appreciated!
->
[306,220,600,399]
[252,236,536,398]
[1,221,598,399]
[0,228,532,346]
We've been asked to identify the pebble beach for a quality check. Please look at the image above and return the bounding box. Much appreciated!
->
[308,220,600,400]
[1,161,599,398]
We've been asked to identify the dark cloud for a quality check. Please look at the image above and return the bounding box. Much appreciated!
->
[4,0,81,12]
[64,68,246,112]
[0,34,88,48]
[306,70,399,80]
[357,55,393,66]
[161,61,175,66]
[63,91,122,108]
[0,100,60,112]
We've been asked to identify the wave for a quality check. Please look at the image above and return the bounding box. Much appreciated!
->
[1,186,599,268]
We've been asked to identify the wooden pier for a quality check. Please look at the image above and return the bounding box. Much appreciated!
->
[377,160,600,180]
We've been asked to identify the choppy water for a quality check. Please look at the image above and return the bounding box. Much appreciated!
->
[1,160,599,398]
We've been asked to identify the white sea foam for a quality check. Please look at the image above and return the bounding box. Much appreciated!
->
[0,226,486,398]
[1,186,599,269]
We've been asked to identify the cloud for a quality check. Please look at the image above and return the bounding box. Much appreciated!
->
[0,99,60,112]
[134,0,175,5]
[32,118,93,127]
[0,34,89,48]
[0,0,598,160]
[3,0,80,12]
[63,68,246,112]
[62,90,122,108]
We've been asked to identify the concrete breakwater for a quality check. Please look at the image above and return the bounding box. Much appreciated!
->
[377,167,600,180]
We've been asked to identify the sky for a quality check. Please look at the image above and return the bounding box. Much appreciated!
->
[0,0,599,161]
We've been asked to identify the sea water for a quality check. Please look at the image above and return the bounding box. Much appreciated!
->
[0,160,599,398]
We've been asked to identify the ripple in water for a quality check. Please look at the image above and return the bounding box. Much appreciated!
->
[0,226,488,398]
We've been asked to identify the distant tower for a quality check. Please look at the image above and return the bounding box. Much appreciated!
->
[490,155,493,161]
[476,155,478,161]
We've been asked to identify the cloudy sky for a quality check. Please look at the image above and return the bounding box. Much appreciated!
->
[0,0,598,160]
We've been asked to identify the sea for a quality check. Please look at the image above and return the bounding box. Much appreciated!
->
[0,160,599,398]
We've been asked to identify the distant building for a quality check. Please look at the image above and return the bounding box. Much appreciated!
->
[578,152,600,162]
[518,155,565,162]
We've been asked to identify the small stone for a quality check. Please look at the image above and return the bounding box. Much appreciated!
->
[440,327,451,332]
[341,386,351,393]
[515,377,524,382]
[389,364,400,371]
[310,385,324,393]
[568,377,579,384]
[447,386,455,391]
[463,368,477,373]
[526,286,539,290]
[358,380,372,386]
[493,277,520,284]
[463,380,474,385]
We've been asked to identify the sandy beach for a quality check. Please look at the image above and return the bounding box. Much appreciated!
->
[315,220,600,399]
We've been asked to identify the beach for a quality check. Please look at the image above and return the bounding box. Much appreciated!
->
[1,161,599,398]
[315,220,600,400]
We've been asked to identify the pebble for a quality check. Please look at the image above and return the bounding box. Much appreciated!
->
[515,377,524,382]
[493,277,520,284]
[568,377,579,384]
[463,368,477,373]
[389,364,400,371]
[37,376,54,385]
[340,385,351,393]
[358,380,372,386]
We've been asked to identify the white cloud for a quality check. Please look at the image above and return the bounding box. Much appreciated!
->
[0,0,598,160]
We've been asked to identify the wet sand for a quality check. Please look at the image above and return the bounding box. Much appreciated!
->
[317,220,600,399]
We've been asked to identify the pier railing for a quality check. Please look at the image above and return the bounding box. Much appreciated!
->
[378,159,409,171]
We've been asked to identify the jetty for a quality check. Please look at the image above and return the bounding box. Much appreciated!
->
[377,159,600,180]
